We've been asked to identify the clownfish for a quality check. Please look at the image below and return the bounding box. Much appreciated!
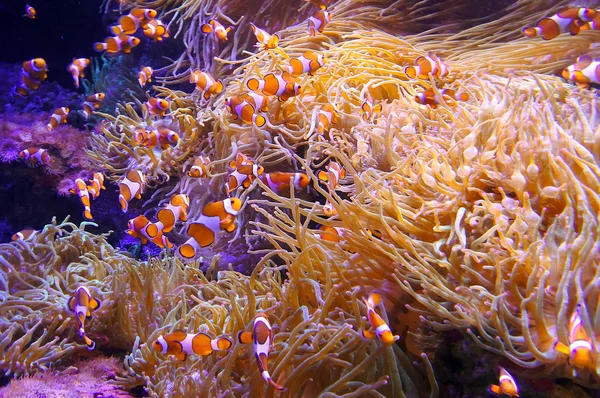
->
[67,58,89,88]
[69,178,93,220]
[414,88,469,108]
[134,128,158,148]
[153,331,233,361]
[19,147,50,166]
[138,66,153,87]
[317,103,338,137]
[177,198,242,259]
[360,98,382,123]
[225,92,269,127]
[554,305,596,374]
[143,19,170,42]
[362,292,399,346]
[322,200,338,217]
[405,53,449,80]
[307,10,332,36]
[87,172,106,199]
[110,8,157,35]
[562,55,600,87]
[305,0,332,10]
[145,97,170,118]
[189,70,224,100]
[238,313,285,391]
[580,14,600,31]
[47,107,70,131]
[23,4,36,19]
[260,172,310,194]
[250,23,279,51]
[247,72,301,102]
[314,225,344,242]
[94,34,140,54]
[155,194,189,233]
[227,153,264,193]
[11,229,37,241]
[82,93,105,119]
[118,170,145,212]
[14,58,47,97]
[188,155,211,178]
[489,366,519,397]
[127,215,173,249]
[522,8,596,40]
[157,127,180,148]
[281,51,326,78]
[317,161,346,189]
[67,286,102,350]
[201,20,234,41]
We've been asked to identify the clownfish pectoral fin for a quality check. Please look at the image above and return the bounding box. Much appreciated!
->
[317,170,329,182]
[201,23,212,33]
[83,334,96,350]
[237,330,253,344]
[361,328,376,340]
[89,297,101,311]
[554,341,570,355]
[488,384,502,395]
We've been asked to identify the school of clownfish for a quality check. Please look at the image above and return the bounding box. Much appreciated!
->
[10,2,600,395]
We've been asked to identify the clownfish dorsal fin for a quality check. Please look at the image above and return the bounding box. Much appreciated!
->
[89,297,101,311]
[170,330,188,341]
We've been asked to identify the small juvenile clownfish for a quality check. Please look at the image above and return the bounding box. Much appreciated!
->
[227,153,264,193]
[87,172,106,199]
[225,92,269,127]
[153,331,233,361]
[237,313,285,391]
[305,0,332,10]
[134,128,159,149]
[281,51,326,78]
[562,55,600,87]
[489,366,519,397]
[314,225,344,242]
[188,155,211,178]
[23,4,36,19]
[19,147,50,166]
[47,107,69,131]
[69,178,93,220]
[250,23,279,51]
[405,53,449,80]
[317,161,346,190]
[110,7,157,35]
[322,200,338,217]
[260,172,310,194]
[94,34,141,54]
[143,19,170,42]
[554,305,596,374]
[189,70,224,100]
[307,10,332,36]
[127,215,173,249]
[317,103,339,137]
[247,72,301,102]
[201,20,234,42]
[11,229,37,241]
[414,88,469,109]
[177,198,242,259]
[362,292,399,346]
[145,97,170,118]
[157,127,180,149]
[67,58,90,89]
[138,66,154,87]
[14,58,47,97]
[522,8,596,40]
[118,170,145,212]
[359,98,383,123]
[82,93,105,119]
[155,194,189,233]
[67,286,102,350]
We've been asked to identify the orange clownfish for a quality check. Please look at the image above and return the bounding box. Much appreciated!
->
[489,366,519,397]
[227,153,264,193]
[134,128,159,149]
[19,147,50,166]
[189,70,224,100]
[82,93,105,119]
[67,58,89,88]
[23,4,36,19]
[554,305,596,374]
[317,161,346,190]
[359,98,382,123]
[127,215,173,249]
[307,10,332,36]
[405,53,449,80]
[87,172,106,199]
[322,200,338,217]
[14,58,47,97]
[118,170,145,212]
[305,0,332,10]
[317,103,338,137]
[153,331,233,361]
[177,198,242,259]
[69,178,93,220]
[145,97,170,118]
[247,72,301,102]
[94,34,140,54]
[155,194,189,233]
[67,286,102,350]
[157,127,180,148]
[522,8,596,40]
[250,23,279,51]
[314,225,344,242]
[188,155,211,178]
[225,92,269,127]
[201,20,234,41]
[12,229,37,241]
[580,14,600,31]
[143,19,169,42]
[110,8,157,35]
[414,88,468,108]
[362,292,399,346]
[238,313,285,391]
[281,51,326,78]
[138,66,154,87]
[562,55,600,87]
[47,107,69,131]
[260,172,310,194]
